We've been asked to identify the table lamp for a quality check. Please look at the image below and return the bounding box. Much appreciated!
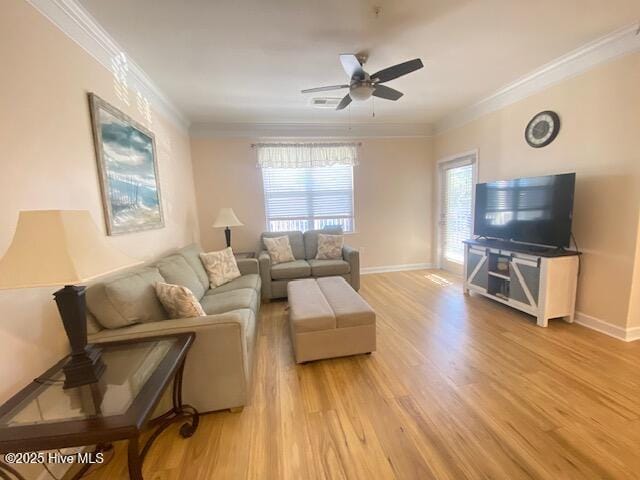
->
[212,208,243,248]
[0,210,142,389]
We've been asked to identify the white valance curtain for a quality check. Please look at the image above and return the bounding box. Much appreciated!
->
[255,142,359,169]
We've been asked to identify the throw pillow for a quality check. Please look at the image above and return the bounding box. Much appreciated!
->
[263,236,296,264]
[155,282,206,319]
[200,247,242,288]
[316,234,344,260]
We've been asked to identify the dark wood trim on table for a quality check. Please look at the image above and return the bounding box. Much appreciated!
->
[0,333,199,479]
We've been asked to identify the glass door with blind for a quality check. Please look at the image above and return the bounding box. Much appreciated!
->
[438,153,477,275]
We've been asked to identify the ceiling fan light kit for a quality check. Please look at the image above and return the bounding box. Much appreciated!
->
[349,82,376,101]
[301,54,424,110]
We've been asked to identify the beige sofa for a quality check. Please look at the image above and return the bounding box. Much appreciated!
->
[258,227,360,300]
[84,244,260,413]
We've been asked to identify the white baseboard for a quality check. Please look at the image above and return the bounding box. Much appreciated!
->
[574,312,639,342]
[625,326,640,342]
[361,263,433,275]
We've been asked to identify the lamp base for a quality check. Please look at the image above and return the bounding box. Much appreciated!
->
[224,227,231,248]
[62,345,105,389]
[54,285,106,389]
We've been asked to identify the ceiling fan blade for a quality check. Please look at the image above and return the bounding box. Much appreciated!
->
[371,58,424,83]
[372,85,403,101]
[301,84,349,94]
[336,94,352,110]
[339,54,364,80]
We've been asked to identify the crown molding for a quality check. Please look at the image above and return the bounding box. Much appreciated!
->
[26,0,190,132]
[435,22,640,134]
[190,122,434,138]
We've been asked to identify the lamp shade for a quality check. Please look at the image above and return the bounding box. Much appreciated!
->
[212,208,243,228]
[0,210,142,289]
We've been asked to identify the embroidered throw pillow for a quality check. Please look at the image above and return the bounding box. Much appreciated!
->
[316,234,344,260]
[155,282,206,319]
[263,236,296,265]
[200,247,242,288]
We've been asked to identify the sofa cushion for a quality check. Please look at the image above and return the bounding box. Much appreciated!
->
[86,311,102,335]
[200,288,258,315]
[156,254,206,300]
[315,234,344,260]
[263,236,296,265]
[317,277,375,328]
[207,274,261,295]
[303,227,343,260]
[155,282,206,319]
[308,259,350,277]
[200,248,242,288]
[87,267,168,329]
[287,279,336,333]
[271,260,311,280]
[262,231,305,260]
[177,244,210,291]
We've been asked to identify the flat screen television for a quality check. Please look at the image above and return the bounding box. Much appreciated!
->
[474,173,576,248]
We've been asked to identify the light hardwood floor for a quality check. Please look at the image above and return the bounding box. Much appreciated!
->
[88,270,640,479]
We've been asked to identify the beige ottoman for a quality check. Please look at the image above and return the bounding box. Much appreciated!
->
[287,276,376,363]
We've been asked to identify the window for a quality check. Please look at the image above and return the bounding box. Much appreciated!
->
[439,154,476,265]
[257,143,357,233]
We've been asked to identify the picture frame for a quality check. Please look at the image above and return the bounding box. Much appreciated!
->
[88,93,164,235]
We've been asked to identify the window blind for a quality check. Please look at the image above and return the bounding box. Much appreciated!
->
[261,165,355,233]
[442,162,474,263]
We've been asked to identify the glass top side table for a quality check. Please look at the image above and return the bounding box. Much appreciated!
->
[0,333,198,480]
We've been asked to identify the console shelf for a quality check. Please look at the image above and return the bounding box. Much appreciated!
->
[488,271,510,281]
[463,239,580,327]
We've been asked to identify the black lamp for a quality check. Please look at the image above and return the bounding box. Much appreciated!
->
[0,210,142,388]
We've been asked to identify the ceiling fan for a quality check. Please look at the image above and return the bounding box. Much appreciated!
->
[301,54,424,110]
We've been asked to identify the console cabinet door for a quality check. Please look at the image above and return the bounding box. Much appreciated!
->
[509,259,540,307]
[467,249,488,291]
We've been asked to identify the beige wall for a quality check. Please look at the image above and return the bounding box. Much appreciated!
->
[434,52,640,329]
[191,137,434,268]
[626,210,640,329]
[0,0,200,406]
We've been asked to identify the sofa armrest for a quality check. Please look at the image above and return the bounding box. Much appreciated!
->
[89,312,252,412]
[258,251,272,300]
[236,257,258,275]
[343,245,360,291]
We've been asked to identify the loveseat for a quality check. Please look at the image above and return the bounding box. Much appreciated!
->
[84,244,260,413]
[259,227,360,300]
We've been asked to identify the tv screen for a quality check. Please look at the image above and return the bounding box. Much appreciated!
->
[474,173,575,248]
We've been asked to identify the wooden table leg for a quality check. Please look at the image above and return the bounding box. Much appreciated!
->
[125,359,199,479]
[145,359,199,450]
[69,443,112,480]
[127,436,144,480]
[0,462,26,480]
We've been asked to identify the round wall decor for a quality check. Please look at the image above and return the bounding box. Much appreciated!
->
[525,111,560,148]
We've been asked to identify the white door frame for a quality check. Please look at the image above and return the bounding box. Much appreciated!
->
[436,149,479,274]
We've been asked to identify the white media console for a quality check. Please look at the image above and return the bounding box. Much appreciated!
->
[463,239,580,327]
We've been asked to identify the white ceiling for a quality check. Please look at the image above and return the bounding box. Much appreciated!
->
[78,0,640,126]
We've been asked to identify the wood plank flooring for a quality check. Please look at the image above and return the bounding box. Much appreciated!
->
[88,270,640,479]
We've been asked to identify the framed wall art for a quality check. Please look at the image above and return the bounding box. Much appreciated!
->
[88,93,164,235]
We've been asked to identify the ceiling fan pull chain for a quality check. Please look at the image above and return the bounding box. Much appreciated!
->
[372,96,376,118]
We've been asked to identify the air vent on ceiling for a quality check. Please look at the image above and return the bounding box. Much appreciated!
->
[311,97,342,108]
